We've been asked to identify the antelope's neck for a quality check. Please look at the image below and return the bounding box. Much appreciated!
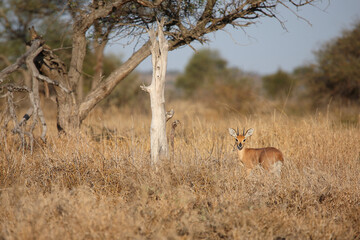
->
[238,148,245,160]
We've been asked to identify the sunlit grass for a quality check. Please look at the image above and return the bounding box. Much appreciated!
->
[1,102,359,239]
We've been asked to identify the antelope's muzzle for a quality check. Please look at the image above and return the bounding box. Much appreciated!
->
[237,143,243,150]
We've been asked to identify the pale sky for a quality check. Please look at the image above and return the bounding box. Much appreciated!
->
[106,0,360,75]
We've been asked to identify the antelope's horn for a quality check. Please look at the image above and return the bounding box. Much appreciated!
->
[243,128,245,136]
[236,127,239,136]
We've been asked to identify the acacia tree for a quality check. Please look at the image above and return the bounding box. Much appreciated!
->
[0,0,318,134]
[308,21,360,104]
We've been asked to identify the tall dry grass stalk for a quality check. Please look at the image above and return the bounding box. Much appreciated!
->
[1,102,359,239]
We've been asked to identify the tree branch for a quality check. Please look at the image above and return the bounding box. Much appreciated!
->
[27,47,72,94]
[26,47,48,142]
[0,84,31,92]
[0,39,42,84]
[78,40,152,122]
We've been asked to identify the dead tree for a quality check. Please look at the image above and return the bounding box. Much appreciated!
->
[0,30,71,153]
[141,21,172,165]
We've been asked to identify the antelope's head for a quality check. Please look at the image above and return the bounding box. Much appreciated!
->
[228,127,254,151]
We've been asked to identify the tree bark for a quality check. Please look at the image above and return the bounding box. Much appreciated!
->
[91,18,113,91]
[37,45,79,133]
[68,31,87,101]
[78,40,152,122]
[141,22,169,165]
[40,63,79,133]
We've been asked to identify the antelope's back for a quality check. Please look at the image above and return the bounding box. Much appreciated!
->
[259,147,284,169]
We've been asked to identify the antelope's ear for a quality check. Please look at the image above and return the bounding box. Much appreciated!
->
[228,128,237,138]
[245,128,254,138]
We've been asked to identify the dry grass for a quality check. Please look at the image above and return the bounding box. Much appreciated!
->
[1,102,360,239]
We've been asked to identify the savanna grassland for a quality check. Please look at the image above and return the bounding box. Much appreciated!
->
[1,101,360,239]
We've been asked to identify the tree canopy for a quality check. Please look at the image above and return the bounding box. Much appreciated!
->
[1,0,319,135]
[176,49,228,96]
[262,69,294,99]
[175,48,258,112]
[300,21,360,105]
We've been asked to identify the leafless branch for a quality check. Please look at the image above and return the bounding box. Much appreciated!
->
[0,39,42,84]
[0,84,30,92]
[0,35,54,151]
[26,45,48,143]
[6,90,30,152]
[165,109,174,122]
[52,46,73,52]
[26,47,72,94]
[170,120,180,160]
[278,1,312,26]
[17,107,34,128]
[289,0,316,7]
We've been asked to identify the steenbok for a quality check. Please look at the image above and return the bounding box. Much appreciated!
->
[229,128,284,176]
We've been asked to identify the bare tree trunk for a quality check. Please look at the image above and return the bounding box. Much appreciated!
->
[38,45,79,133]
[141,22,169,165]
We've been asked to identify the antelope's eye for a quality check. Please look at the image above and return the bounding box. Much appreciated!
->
[235,139,239,142]
[243,139,246,142]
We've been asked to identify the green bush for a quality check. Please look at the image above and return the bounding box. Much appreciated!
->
[262,69,294,99]
[307,21,360,105]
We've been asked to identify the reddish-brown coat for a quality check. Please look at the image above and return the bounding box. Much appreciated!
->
[238,147,284,171]
[229,128,284,175]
